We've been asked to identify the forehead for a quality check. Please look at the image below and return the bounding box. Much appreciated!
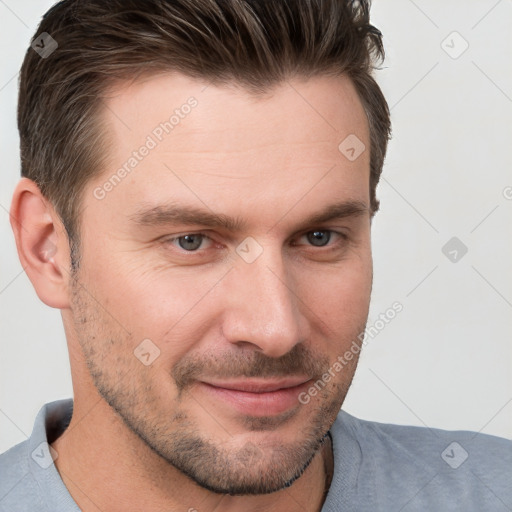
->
[102,71,368,149]
[88,72,370,231]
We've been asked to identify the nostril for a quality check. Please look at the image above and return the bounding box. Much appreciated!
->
[234,340,263,351]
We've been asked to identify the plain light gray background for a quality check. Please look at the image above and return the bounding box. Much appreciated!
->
[1,0,511,454]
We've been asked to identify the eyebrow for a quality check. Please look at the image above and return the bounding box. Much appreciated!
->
[130,199,369,233]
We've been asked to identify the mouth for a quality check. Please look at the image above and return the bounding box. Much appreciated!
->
[197,377,313,417]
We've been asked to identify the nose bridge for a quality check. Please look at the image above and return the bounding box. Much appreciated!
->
[222,242,302,357]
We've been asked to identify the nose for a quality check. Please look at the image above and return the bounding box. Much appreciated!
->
[220,243,304,358]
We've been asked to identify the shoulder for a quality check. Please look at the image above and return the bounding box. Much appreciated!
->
[338,410,512,466]
[329,410,512,511]
[0,439,45,511]
[0,399,74,512]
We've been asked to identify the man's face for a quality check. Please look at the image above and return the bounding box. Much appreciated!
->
[67,73,372,494]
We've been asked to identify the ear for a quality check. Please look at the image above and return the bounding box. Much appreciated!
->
[10,178,72,309]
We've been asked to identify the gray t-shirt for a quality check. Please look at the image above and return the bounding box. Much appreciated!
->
[1,399,511,511]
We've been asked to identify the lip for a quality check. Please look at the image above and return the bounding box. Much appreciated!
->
[197,377,312,417]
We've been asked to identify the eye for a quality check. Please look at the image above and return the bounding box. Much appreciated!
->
[305,230,332,247]
[296,229,347,248]
[167,233,212,252]
[163,229,347,255]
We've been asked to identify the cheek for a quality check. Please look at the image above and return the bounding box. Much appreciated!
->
[80,250,218,366]
[298,254,372,336]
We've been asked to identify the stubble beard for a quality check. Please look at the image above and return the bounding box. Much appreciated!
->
[69,274,363,495]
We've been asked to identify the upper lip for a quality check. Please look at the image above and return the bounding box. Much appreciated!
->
[201,377,311,393]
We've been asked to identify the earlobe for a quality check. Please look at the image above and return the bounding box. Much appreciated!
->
[9,178,72,309]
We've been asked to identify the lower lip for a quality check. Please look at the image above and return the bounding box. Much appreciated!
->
[198,381,312,417]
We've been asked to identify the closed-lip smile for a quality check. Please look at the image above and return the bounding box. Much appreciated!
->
[197,377,313,416]
[201,377,311,393]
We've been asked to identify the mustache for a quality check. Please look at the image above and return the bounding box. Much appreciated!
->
[172,343,331,392]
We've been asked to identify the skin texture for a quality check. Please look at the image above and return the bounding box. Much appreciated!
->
[11,73,373,512]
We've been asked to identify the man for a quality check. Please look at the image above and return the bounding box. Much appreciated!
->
[0,0,510,511]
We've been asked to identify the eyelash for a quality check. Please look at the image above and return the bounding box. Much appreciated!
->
[163,229,348,255]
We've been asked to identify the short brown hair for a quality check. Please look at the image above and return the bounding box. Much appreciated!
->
[18,0,391,260]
